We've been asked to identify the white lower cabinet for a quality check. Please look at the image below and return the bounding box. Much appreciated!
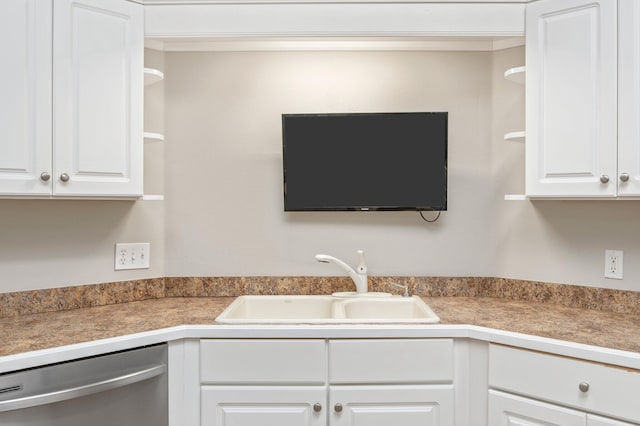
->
[489,344,640,426]
[201,386,326,426]
[489,390,638,426]
[177,338,640,426]
[588,415,640,426]
[489,390,586,426]
[199,339,455,426]
[201,385,453,426]
[330,385,454,426]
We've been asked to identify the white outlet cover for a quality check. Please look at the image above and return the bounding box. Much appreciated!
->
[604,249,623,280]
[115,243,150,270]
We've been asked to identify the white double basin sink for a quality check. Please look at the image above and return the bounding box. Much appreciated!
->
[215,294,440,324]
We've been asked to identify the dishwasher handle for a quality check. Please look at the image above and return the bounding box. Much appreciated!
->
[0,364,166,413]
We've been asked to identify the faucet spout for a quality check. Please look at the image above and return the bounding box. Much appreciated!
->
[315,250,368,293]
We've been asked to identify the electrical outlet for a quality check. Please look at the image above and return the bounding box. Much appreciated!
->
[114,243,150,270]
[604,249,623,280]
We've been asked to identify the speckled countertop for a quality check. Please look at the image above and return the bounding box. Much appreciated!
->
[2,295,640,358]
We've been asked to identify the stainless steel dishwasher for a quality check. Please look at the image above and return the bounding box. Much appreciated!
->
[0,343,167,426]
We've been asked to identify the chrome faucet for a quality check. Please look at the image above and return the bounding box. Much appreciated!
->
[315,250,368,294]
[389,282,410,297]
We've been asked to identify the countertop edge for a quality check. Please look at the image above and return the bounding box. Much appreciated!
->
[2,323,640,373]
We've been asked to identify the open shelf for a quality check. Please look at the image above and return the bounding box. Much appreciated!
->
[504,131,525,142]
[143,132,164,142]
[503,66,526,201]
[504,66,525,84]
[144,69,165,142]
[144,67,164,86]
[143,67,165,201]
[142,194,164,201]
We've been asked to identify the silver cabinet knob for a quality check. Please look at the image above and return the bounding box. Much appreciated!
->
[59,173,70,182]
[620,173,630,182]
[334,403,343,413]
[313,403,322,413]
[40,172,51,182]
[600,175,610,184]
[578,382,590,392]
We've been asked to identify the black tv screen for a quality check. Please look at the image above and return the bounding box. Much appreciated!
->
[282,112,447,211]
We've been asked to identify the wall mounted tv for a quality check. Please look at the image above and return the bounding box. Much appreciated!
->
[282,112,448,211]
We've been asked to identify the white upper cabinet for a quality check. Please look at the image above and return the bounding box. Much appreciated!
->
[0,0,52,196]
[54,0,143,197]
[618,0,640,197]
[0,0,143,198]
[525,0,617,198]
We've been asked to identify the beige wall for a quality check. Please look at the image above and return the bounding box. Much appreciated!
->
[163,50,497,278]
[492,47,640,291]
[0,49,166,294]
[2,46,639,294]
[0,200,165,293]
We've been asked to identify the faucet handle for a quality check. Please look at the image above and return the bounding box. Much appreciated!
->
[389,282,410,297]
[356,250,367,274]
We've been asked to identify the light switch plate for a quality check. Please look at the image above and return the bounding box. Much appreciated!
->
[115,243,150,270]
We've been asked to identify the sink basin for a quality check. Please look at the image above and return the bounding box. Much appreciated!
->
[215,295,440,324]
[341,297,438,321]
[215,295,335,321]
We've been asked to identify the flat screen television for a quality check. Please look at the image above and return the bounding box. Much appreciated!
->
[282,112,447,212]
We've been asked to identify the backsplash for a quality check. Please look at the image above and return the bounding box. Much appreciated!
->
[0,279,164,318]
[2,276,640,318]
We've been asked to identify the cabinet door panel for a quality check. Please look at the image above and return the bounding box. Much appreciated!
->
[53,0,143,197]
[618,0,640,197]
[588,414,639,426]
[0,0,52,195]
[489,390,586,426]
[526,0,617,197]
[330,385,454,426]
[201,386,325,426]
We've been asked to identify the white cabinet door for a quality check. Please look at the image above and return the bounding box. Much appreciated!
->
[53,0,143,197]
[0,0,52,196]
[618,0,640,197]
[588,414,639,426]
[330,385,454,426]
[489,390,586,426]
[525,0,617,197]
[201,386,326,426]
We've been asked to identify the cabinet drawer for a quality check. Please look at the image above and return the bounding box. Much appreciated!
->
[329,339,453,384]
[200,339,326,384]
[489,344,640,423]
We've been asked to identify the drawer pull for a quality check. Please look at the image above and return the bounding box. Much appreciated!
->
[578,382,590,392]
[313,403,322,413]
[334,403,343,413]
